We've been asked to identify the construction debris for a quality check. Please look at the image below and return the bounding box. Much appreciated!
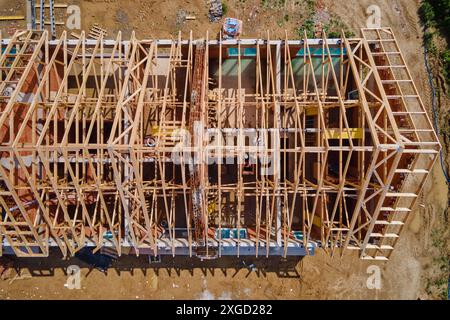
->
[208,0,223,22]
[176,10,187,27]
[175,11,195,27]
[222,17,242,39]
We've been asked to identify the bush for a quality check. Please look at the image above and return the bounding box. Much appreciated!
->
[419,1,435,28]
[222,1,228,16]
[441,49,450,85]
[420,0,450,36]
[419,1,450,87]
[297,18,315,38]
[344,31,355,38]
[328,31,341,38]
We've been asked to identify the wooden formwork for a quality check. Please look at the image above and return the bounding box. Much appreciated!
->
[0,28,440,260]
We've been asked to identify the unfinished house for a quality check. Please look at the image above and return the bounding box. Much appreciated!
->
[0,28,440,260]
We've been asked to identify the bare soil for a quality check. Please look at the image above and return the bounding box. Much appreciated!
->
[0,0,448,300]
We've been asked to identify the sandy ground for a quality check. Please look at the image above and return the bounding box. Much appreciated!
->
[0,0,448,300]
[0,250,431,300]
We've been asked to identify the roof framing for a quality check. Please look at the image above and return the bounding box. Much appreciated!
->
[0,28,440,260]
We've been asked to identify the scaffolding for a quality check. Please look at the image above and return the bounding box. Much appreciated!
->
[0,28,440,260]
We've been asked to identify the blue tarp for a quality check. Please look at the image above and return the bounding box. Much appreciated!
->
[215,228,231,239]
[292,231,303,240]
[215,228,247,239]
[1,47,16,55]
[1,47,17,68]
[231,228,247,239]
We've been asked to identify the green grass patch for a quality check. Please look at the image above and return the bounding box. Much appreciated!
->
[222,1,228,16]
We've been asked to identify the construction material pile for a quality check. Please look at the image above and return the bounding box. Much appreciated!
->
[208,0,223,22]
[222,18,242,39]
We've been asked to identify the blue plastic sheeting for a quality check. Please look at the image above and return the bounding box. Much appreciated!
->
[1,47,16,54]
[1,47,17,67]
[227,47,257,57]
[103,231,113,239]
[243,47,256,56]
[215,228,247,239]
[227,47,239,56]
[215,228,231,239]
[292,231,303,240]
[231,228,247,239]
[296,47,346,57]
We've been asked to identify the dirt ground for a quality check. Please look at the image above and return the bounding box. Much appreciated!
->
[0,0,448,300]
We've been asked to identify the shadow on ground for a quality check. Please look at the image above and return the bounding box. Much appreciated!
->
[2,249,304,280]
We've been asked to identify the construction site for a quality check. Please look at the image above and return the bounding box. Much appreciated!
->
[0,0,448,300]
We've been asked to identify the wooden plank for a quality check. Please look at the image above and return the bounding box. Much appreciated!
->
[0,16,25,21]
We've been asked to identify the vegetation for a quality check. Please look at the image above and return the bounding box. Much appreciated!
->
[222,1,228,16]
[261,0,286,9]
[426,227,450,299]
[419,0,450,36]
[419,0,450,89]
[296,18,315,38]
[323,16,355,38]
[295,1,355,39]
[295,0,315,38]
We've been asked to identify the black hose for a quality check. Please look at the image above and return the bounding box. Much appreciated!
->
[423,33,450,183]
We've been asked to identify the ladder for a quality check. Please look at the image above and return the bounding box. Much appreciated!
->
[359,28,440,260]
[36,0,56,38]
[49,0,55,38]
[0,31,38,102]
[0,222,49,257]
[29,0,36,30]
[39,0,44,31]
